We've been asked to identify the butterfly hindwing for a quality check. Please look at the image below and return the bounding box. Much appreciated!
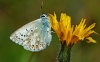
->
[22,23,48,51]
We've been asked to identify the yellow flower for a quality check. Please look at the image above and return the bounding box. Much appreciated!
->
[48,12,98,46]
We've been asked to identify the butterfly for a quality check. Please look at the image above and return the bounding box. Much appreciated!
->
[10,14,52,52]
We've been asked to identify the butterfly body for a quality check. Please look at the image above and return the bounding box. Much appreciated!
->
[10,14,52,52]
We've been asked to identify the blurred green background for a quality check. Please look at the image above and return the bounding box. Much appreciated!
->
[0,0,100,62]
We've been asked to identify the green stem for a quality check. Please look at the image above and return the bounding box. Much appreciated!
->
[28,53,35,62]
[58,42,73,62]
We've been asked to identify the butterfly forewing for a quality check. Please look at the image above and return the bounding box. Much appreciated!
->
[10,19,44,50]
[10,14,52,52]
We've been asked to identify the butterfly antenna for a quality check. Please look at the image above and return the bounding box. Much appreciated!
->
[40,1,43,15]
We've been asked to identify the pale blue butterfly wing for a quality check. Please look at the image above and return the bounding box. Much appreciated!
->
[10,14,52,52]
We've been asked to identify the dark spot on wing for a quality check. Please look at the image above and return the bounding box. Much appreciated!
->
[42,44,44,47]
[32,45,34,48]
[21,34,23,36]
[24,35,26,37]
[21,39,23,41]
[20,33,23,36]
[26,29,28,31]
[34,27,37,29]
[16,36,18,38]
[40,44,41,46]
[36,45,39,49]
[39,43,44,48]
[31,30,33,32]
[47,30,49,32]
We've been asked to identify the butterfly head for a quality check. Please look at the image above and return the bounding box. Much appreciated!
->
[40,14,50,22]
[40,14,48,18]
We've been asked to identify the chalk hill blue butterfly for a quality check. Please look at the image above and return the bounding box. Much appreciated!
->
[10,14,52,52]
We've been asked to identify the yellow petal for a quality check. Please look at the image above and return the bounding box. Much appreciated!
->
[86,37,97,43]
[85,30,97,37]
[66,25,74,45]
[60,13,68,27]
[48,13,58,26]
[48,13,60,37]
[85,23,96,32]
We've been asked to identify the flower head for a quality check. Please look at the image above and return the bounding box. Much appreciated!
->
[48,13,98,46]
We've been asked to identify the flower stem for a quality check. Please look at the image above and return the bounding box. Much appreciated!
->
[58,42,73,62]
[28,53,35,62]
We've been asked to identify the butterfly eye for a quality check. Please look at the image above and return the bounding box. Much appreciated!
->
[40,14,47,18]
[41,16,45,17]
